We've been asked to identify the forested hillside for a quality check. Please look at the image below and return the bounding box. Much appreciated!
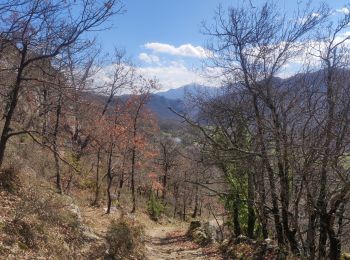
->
[0,1,350,260]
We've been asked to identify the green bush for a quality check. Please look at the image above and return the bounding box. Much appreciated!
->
[147,192,165,221]
[105,219,143,259]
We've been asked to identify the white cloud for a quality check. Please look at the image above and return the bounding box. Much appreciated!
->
[144,42,208,58]
[337,7,350,15]
[138,52,160,64]
[139,64,201,90]
[94,62,214,92]
[138,63,210,90]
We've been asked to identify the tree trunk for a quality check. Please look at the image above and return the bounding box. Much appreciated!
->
[183,196,187,221]
[106,145,113,214]
[306,208,317,260]
[117,173,124,202]
[198,199,203,217]
[233,193,241,236]
[317,71,335,259]
[264,156,284,245]
[257,167,268,239]
[252,94,284,245]
[327,218,341,260]
[318,212,328,259]
[53,150,62,194]
[247,171,256,238]
[41,86,48,141]
[93,148,101,206]
[130,145,136,213]
[192,185,199,218]
[268,96,300,254]
[173,184,178,218]
[162,167,168,201]
[0,47,27,167]
[53,90,63,194]
[65,171,74,194]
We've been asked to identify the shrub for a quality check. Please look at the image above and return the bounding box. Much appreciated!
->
[105,219,144,259]
[15,187,64,224]
[0,167,19,193]
[4,219,37,249]
[14,187,83,246]
[147,192,165,221]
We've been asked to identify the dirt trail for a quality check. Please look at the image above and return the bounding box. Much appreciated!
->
[144,224,222,260]
[80,207,222,259]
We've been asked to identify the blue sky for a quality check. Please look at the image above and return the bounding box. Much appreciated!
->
[95,0,350,90]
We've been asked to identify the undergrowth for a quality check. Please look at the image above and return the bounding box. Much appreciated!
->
[105,218,145,259]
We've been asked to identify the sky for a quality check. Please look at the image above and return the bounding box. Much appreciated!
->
[94,0,350,91]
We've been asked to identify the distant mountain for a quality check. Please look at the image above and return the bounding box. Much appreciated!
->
[85,73,333,130]
[82,91,184,122]
[82,84,220,126]
[156,84,218,100]
[147,94,184,121]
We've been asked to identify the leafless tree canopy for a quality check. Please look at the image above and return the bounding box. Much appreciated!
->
[172,2,350,259]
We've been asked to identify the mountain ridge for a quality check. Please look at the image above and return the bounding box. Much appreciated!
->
[156,83,218,100]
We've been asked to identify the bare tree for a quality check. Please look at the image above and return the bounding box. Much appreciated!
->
[0,0,122,167]
[172,1,336,256]
[91,50,135,206]
[128,78,157,213]
[157,135,179,202]
[301,11,350,259]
